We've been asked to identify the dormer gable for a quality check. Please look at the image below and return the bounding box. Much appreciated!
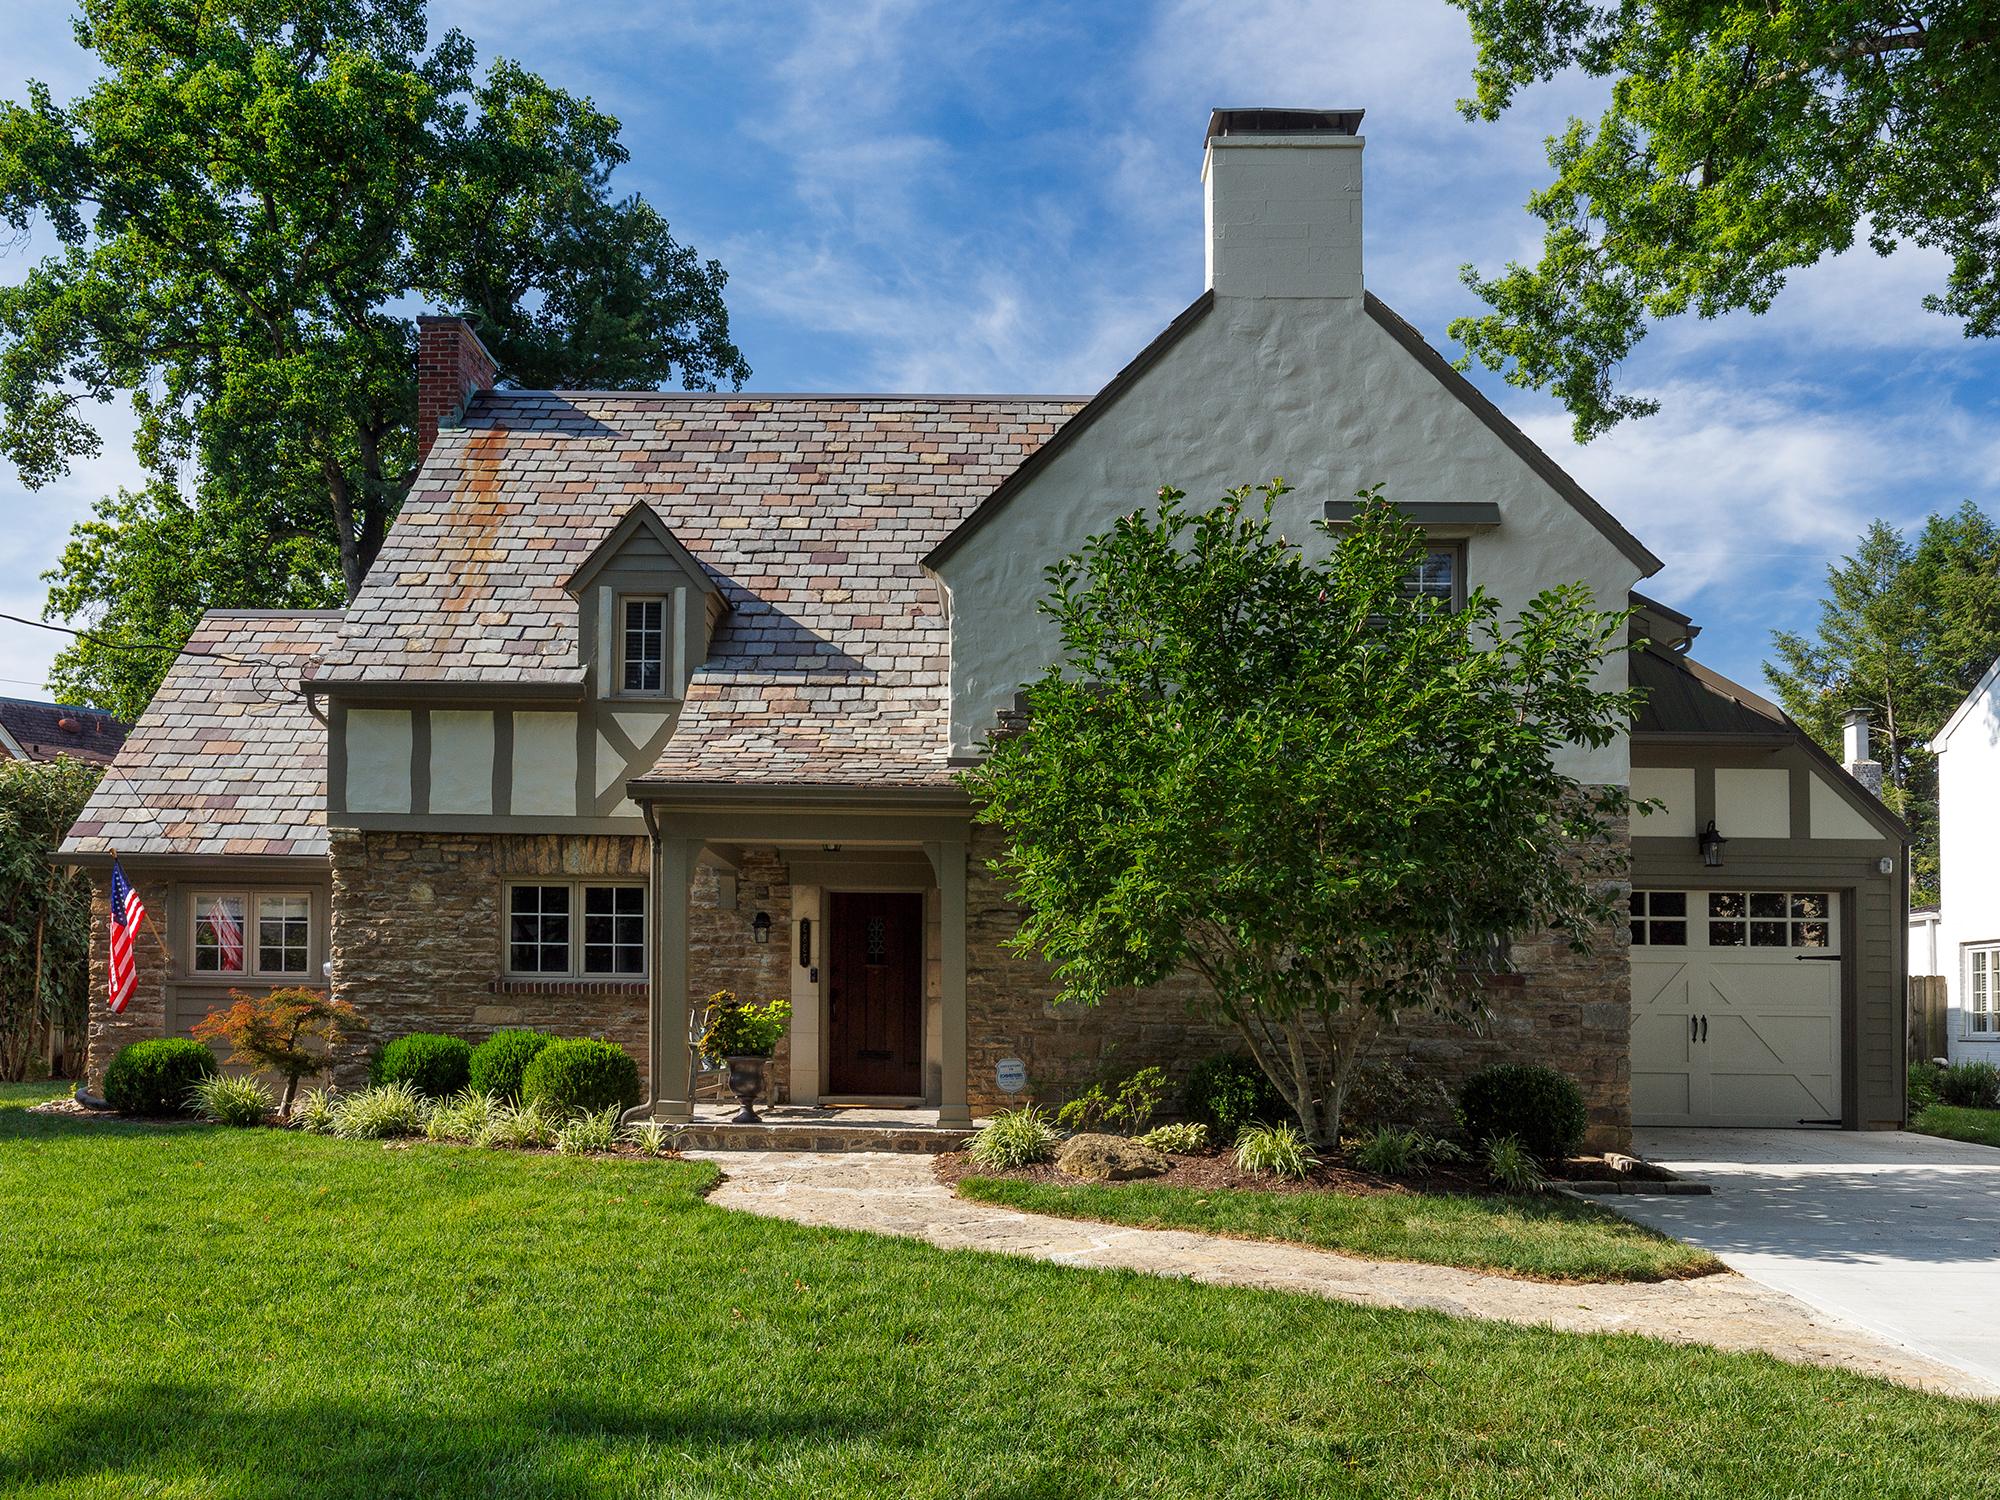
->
[562,502,725,701]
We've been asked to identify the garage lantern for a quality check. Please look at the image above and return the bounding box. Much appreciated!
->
[1698,820,1727,868]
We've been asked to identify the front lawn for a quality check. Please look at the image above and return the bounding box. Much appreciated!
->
[955,1175,1720,1283]
[1912,1103,2000,1149]
[0,1095,1990,1497]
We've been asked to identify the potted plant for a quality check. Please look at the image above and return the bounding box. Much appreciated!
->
[697,991,792,1123]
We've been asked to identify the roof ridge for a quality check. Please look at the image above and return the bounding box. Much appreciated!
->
[477,390,1092,404]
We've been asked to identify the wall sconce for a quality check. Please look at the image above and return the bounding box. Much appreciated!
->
[751,910,771,944]
[1698,820,1727,868]
[798,917,813,967]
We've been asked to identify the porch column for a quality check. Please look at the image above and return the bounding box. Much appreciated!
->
[928,838,972,1129]
[644,830,697,1124]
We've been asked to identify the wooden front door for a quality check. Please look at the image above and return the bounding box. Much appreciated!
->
[827,891,924,1097]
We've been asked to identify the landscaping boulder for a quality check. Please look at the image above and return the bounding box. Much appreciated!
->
[1056,1133,1168,1182]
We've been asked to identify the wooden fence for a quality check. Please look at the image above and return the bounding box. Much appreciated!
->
[1909,975,1949,1063]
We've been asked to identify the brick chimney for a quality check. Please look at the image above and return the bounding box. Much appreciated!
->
[1843,709,1885,798]
[1202,107,1365,300]
[416,315,498,466]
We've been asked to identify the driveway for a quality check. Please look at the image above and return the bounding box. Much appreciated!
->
[1621,1128,2000,1395]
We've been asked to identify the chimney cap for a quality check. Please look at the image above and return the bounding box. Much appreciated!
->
[1206,107,1364,144]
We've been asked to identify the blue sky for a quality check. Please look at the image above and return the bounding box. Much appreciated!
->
[4,0,1997,700]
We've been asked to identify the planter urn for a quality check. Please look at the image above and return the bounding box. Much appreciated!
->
[725,1055,770,1123]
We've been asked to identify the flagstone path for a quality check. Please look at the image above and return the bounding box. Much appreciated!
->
[691,1149,1994,1401]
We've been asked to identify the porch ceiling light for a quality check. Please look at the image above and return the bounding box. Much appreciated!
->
[1698,820,1727,868]
[752,910,772,944]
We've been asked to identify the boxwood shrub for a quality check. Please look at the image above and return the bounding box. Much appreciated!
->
[468,1028,553,1103]
[369,1033,473,1100]
[1181,1053,1286,1138]
[1457,1063,1588,1164]
[103,1037,216,1116]
[520,1038,641,1118]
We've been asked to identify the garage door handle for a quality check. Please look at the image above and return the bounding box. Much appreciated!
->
[1795,953,1840,961]
[1690,1016,1698,1044]
[1700,1015,1707,1044]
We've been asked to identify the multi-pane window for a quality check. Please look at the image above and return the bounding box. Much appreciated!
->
[1629,890,1687,947]
[192,892,310,976]
[193,893,246,973]
[1969,947,1997,1036]
[257,895,311,974]
[508,882,645,977]
[1400,544,1464,607]
[508,885,572,974]
[621,597,665,693]
[583,886,646,975]
[1705,891,1830,949]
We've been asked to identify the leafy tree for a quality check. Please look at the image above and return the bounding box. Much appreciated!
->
[1447,2,2000,440]
[191,986,366,1117]
[965,485,1640,1145]
[1,0,749,711]
[1766,502,2000,905]
[0,757,102,1080]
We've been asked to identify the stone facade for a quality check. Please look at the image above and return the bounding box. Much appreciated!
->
[330,830,791,1096]
[686,851,794,1100]
[960,822,1633,1150]
[83,876,168,1091]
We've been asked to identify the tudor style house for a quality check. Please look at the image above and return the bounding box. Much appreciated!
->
[63,109,1912,1143]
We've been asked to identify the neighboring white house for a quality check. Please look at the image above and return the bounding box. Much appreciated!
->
[1928,663,2000,1058]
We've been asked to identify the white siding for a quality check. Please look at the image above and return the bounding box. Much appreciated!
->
[1933,674,2000,1058]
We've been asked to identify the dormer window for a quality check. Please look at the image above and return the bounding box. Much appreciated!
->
[621,597,666,694]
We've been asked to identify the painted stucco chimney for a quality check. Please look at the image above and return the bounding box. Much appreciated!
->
[1202,107,1365,300]
[1844,708,1885,798]
[416,315,498,467]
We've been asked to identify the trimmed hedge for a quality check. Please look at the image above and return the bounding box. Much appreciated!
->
[520,1039,641,1118]
[103,1037,216,1116]
[468,1029,553,1103]
[1181,1053,1286,1138]
[369,1033,473,1100]
[1457,1063,1588,1165]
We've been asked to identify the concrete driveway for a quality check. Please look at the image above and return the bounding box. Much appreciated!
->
[1621,1128,2000,1396]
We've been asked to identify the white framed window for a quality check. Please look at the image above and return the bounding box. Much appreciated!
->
[191,891,312,977]
[620,596,666,694]
[1968,945,1998,1037]
[506,881,646,978]
[1400,542,1465,608]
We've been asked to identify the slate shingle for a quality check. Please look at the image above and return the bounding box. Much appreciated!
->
[310,393,1084,787]
[61,612,343,858]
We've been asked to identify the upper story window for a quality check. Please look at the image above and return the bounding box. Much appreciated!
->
[1401,543,1465,608]
[620,596,665,694]
[191,891,313,977]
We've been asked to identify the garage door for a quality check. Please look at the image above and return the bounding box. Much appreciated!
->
[1631,889,1842,1127]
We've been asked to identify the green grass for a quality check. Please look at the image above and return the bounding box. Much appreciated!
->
[1912,1102,2000,1148]
[956,1176,1720,1283]
[0,1096,1990,1498]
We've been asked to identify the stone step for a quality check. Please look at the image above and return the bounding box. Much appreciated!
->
[676,1121,970,1154]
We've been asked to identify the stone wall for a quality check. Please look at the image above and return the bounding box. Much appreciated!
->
[687,851,794,1100]
[83,875,168,1091]
[330,830,650,1088]
[331,830,791,1098]
[961,822,1633,1150]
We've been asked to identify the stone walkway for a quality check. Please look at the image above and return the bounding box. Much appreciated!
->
[691,1149,1995,1401]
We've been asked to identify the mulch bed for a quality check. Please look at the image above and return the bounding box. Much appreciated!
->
[935,1149,1650,1197]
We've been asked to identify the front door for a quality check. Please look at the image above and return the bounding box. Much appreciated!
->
[1631,888,1843,1127]
[827,891,924,1097]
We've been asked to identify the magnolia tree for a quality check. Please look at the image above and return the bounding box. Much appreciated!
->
[964,484,1641,1145]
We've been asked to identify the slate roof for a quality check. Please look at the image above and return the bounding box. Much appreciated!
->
[62,612,344,859]
[310,393,1084,786]
[0,697,126,765]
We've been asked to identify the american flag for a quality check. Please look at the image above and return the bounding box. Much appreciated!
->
[206,897,243,971]
[107,859,146,1014]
